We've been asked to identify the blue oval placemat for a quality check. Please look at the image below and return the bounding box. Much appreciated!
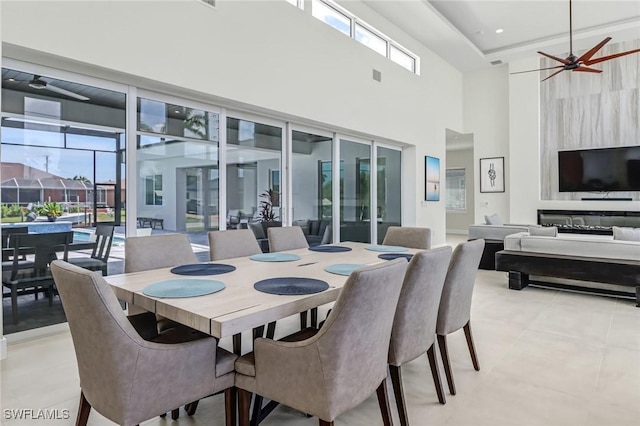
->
[365,245,408,253]
[249,253,302,262]
[143,279,225,298]
[170,263,236,276]
[308,245,353,253]
[324,263,366,276]
[378,253,414,261]
[254,277,329,295]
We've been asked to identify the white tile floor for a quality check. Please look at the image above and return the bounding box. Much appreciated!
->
[2,236,639,426]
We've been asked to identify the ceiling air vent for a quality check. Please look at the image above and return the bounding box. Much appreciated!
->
[490,60,503,66]
[200,0,216,7]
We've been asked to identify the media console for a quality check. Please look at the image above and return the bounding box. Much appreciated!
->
[537,209,640,235]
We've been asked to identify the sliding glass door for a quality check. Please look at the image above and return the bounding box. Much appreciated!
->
[339,138,372,243]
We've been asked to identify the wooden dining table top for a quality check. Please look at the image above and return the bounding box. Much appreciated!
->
[106,241,421,339]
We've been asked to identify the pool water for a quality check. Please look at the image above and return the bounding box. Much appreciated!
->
[73,231,125,246]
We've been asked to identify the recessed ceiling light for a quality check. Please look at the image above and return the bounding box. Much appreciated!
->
[174,110,181,114]
[495,28,504,34]
[7,78,15,82]
[475,30,485,36]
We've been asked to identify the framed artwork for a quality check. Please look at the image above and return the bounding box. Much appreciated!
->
[479,157,505,193]
[425,156,440,201]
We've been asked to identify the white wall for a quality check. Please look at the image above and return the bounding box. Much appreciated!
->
[2,0,463,244]
[463,65,510,224]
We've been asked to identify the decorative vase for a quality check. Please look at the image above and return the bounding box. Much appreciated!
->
[47,216,57,222]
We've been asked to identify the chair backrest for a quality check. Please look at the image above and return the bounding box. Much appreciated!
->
[436,239,485,335]
[308,258,407,419]
[50,260,156,424]
[1,226,29,248]
[388,246,452,366]
[91,224,115,262]
[267,226,308,252]
[382,226,431,249]
[208,229,262,261]
[8,231,71,279]
[125,234,197,273]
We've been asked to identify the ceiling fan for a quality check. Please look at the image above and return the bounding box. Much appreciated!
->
[511,0,640,82]
[5,74,90,101]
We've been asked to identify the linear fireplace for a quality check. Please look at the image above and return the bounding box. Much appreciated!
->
[537,210,640,235]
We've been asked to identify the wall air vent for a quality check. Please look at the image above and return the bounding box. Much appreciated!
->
[200,0,216,7]
[373,69,382,82]
[490,60,503,66]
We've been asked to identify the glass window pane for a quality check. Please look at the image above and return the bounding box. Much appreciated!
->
[355,23,387,57]
[340,139,371,243]
[292,131,333,242]
[390,45,416,72]
[226,118,282,230]
[312,0,351,37]
[377,147,401,244]
[138,98,166,133]
[446,168,466,211]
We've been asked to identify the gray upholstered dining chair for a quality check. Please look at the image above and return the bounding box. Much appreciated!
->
[436,239,485,396]
[208,229,262,261]
[267,225,309,252]
[388,246,452,426]
[50,260,237,426]
[125,233,197,273]
[68,223,114,275]
[382,226,432,250]
[235,258,408,426]
[124,233,202,419]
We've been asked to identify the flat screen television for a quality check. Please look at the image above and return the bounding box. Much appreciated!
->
[558,146,640,192]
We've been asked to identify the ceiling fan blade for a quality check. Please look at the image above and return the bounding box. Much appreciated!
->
[573,66,602,74]
[510,66,564,75]
[541,69,565,82]
[44,84,90,101]
[577,37,612,62]
[538,51,571,65]
[584,48,640,66]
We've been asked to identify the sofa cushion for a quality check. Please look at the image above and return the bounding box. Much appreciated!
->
[516,235,639,261]
[309,220,321,236]
[529,226,557,237]
[612,226,640,242]
[484,213,503,226]
[293,219,310,235]
[469,225,529,241]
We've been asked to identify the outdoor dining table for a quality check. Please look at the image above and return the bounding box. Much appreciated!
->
[105,241,421,354]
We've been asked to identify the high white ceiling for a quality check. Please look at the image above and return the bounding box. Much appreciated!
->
[363,0,640,71]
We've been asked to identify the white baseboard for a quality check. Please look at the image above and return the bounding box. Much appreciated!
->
[446,229,469,235]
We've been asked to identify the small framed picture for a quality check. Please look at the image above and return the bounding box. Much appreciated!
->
[425,156,440,201]
[479,157,505,193]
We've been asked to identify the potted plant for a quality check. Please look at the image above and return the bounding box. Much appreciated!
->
[37,202,62,222]
[258,189,281,233]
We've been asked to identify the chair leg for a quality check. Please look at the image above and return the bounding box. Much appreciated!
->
[224,388,237,426]
[427,344,446,404]
[171,408,179,420]
[437,334,456,395]
[11,287,18,325]
[376,379,393,426]
[299,311,308,329]
[319,420,334,426]
[389,365,409,426]
[48,285,54,307]
[238,389,252,426]
[250,394,263,426]
[76,391,91,426]
[311,307,318,328]
[186,400,200,416]
[463,321,480,371]
[266,321,277,339]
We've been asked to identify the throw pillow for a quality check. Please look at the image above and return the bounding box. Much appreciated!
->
[484,213,504,226]
[612,226,640,242]
[529,226,557,237]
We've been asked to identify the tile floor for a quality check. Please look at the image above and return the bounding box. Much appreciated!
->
[1,236,639,426]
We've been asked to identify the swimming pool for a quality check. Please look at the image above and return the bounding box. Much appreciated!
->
[73,231,125,246]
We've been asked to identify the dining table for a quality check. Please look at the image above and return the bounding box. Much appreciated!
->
[106,241,422,354]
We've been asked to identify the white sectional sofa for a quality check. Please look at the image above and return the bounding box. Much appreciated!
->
[496,231,640,306]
